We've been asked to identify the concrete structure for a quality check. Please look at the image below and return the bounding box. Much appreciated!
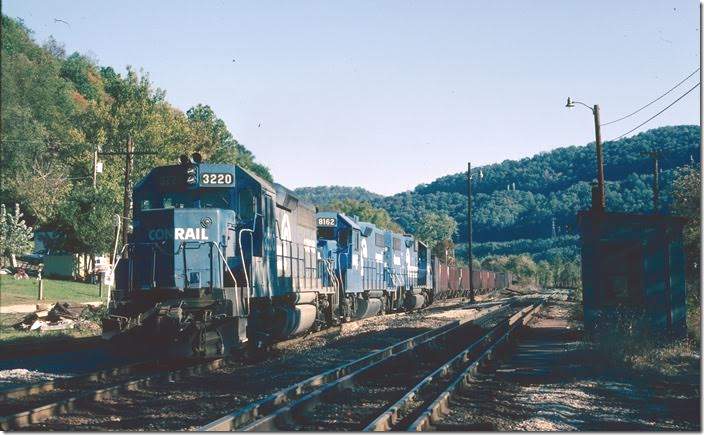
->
[578,210,687,337]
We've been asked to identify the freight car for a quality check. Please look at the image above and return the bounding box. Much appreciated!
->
[431,258,512,299]
[102,156,509,357]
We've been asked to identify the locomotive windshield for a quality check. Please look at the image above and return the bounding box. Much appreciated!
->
[200,188,231,209]
[317,227,335,240]
[138,192,195,210]
[136,189,232,211]
[163,192,195,209]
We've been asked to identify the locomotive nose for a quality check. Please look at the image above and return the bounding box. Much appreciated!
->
[128,208,235,291]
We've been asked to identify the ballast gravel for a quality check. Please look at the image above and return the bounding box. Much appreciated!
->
[23,293,511,431]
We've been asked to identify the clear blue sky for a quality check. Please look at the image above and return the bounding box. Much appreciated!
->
[4,0,699,195]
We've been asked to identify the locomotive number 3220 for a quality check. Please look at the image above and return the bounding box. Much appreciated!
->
[201,173,233,185]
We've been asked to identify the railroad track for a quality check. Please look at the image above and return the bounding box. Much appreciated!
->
[199,294,549,431]
[0,293,528,431]
[0,326,341,431]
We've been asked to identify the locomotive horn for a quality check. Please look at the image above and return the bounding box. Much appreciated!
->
[192,152,203,163]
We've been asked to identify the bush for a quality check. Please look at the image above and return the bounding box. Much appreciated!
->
[591,313,699,378]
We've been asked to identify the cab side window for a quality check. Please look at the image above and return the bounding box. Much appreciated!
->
[139,198,152,211]
[163,192,192,209]
[338,229,350,247]
[238,189,255,220]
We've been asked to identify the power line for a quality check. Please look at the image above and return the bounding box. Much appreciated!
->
[601,68,700,126]
[610,82,700,141]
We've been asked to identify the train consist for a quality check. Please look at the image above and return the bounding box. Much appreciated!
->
[102,155,511,356]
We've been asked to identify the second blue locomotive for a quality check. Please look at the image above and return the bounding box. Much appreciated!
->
[316,211,433,320]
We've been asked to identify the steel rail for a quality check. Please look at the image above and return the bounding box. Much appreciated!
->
[0,324,344,431]
[405,298,550,431]
[2,295,514,431]
[363,302,545,431]
[0,360,151,402]
[226,300,538,432]
[0,357,227,431]
[198,303,507,431]
[0,293,466,417]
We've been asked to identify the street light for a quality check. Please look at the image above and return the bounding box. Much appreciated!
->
[566,97,605,211]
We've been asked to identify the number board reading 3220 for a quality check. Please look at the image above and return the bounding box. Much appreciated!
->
[201,173,234,185]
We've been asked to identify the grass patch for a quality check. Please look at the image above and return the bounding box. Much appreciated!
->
[592,314,700,379]
[0,275,103,306]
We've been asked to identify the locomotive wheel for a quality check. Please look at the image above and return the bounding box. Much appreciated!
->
[194,328,225,357]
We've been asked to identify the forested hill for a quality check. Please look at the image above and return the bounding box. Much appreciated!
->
[1,16,269,254]
[294,186,383,206]
[296,125,700,244]
[415,125,698,197]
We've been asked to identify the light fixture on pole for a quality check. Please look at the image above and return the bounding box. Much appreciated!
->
[566,97,605,211]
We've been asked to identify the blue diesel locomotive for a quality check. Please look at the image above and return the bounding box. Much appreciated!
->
[316,211,433,320]
[103,155,435,356]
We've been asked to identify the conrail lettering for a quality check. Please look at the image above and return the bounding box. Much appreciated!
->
[175,227,209,241]
[147,228,210,241]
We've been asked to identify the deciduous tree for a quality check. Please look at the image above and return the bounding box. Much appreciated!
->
[0,203,33,267]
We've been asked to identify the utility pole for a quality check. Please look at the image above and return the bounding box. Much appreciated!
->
[652,153,660,214]
[99,136,156,257]
[92,147,98,188]
[593,104,605,211]
[122,136,133,249]
[92,144,103,188]
[467,162,475,303]
[642,150,662,213]
[566,98,605,211]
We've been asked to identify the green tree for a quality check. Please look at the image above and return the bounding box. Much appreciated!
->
[186,104,272,181]
[480,255,509,272]
[50,186,116,257]
[0,16,274,263]
[325,199,403,233]
[505,254,538,284]
[0,203,34,267]
[557,260,580,288]
[536,260,552,287]
[671,164,701,302]
[414,212,457,255]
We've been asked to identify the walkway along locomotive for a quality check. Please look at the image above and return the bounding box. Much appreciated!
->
[102,155,511,356]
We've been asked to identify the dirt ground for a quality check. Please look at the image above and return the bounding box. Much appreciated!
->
[437,297,701,431]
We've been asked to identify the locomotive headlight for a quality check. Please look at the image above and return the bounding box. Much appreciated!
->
[185,165,197,184]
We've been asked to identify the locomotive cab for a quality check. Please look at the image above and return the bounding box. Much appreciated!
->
[106,158,252,356]
[315,212,381,319]
[105,156,337,357]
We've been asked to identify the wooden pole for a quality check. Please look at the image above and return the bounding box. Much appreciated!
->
[467,162,475,303]
[122,136,133,253]
[593,104,605,211]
